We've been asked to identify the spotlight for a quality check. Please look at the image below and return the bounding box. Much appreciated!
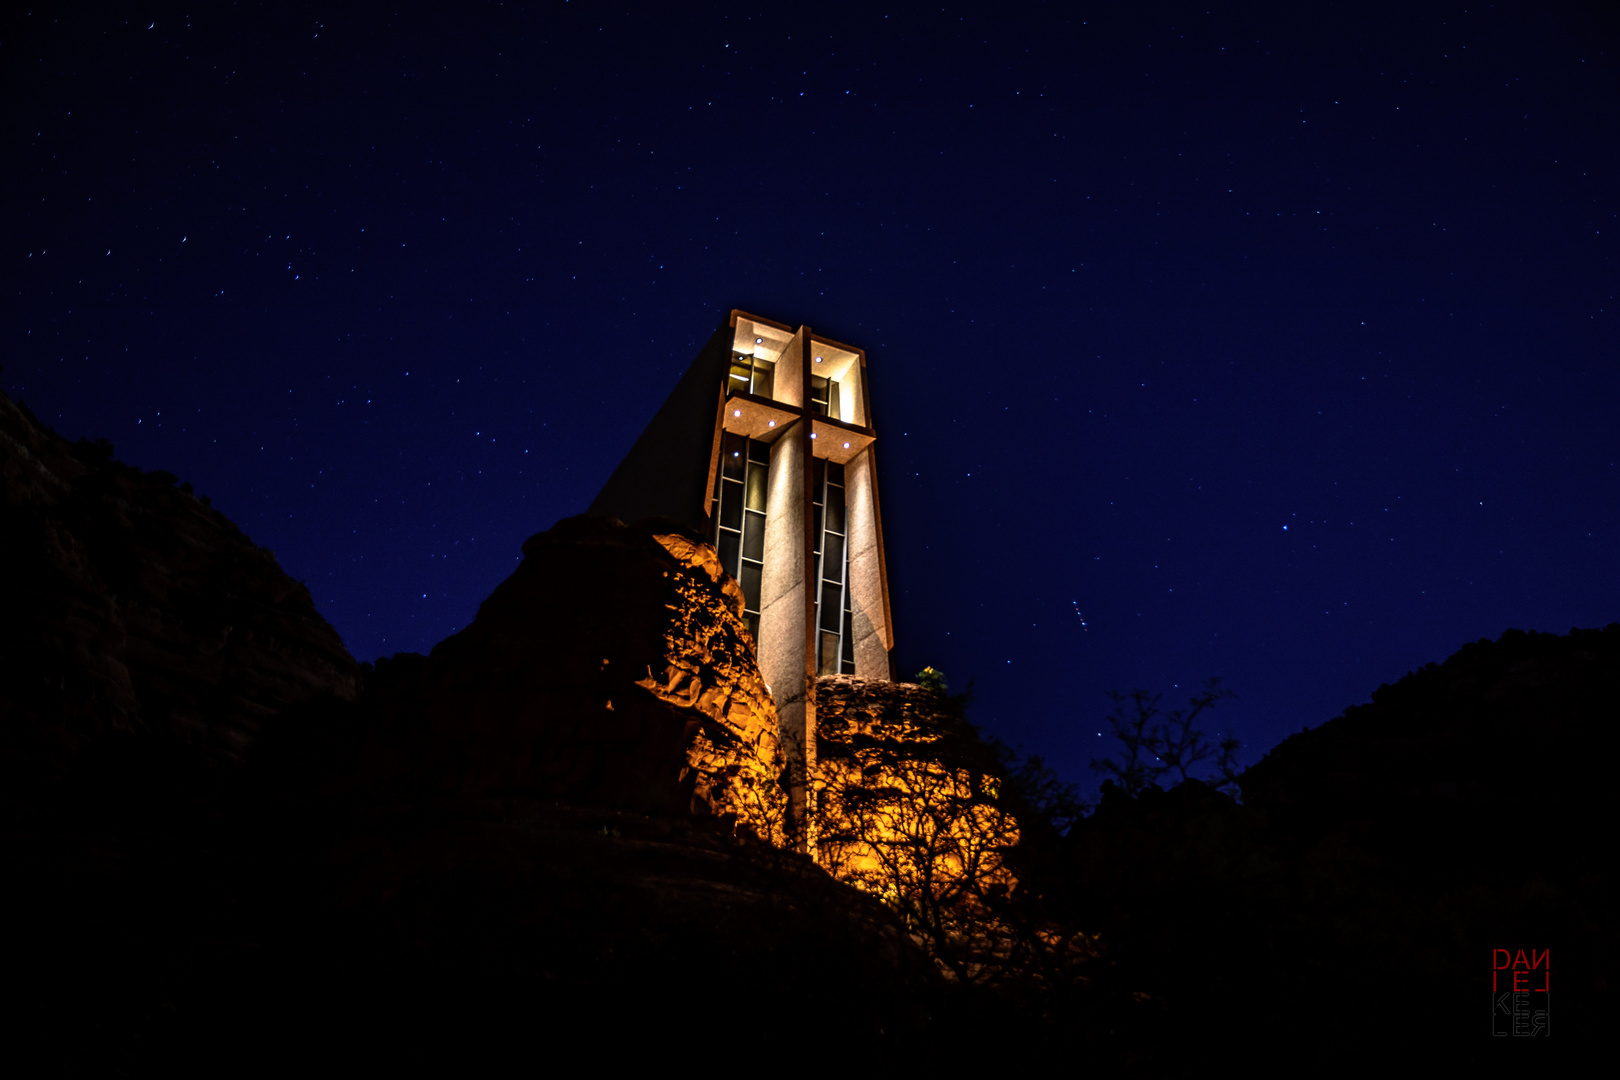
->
[811,433,818,439]
[768,420,776,427]
[843,442,850,449]
[814,356,823,363]
[755,337,763,344]
[733,409,741,417]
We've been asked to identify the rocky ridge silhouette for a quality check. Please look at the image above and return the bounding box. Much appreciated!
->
[0,391,940,1069]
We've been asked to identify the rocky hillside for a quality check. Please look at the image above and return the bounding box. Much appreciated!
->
[1242,624,1619,878]
[0,393,952,1070]
[1048,624,1619,1070]
[349,516,787,841]
[0,393,360,794]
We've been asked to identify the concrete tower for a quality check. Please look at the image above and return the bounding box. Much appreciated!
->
[590,310,895,815]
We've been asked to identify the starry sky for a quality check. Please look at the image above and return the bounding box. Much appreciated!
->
[7,1,1617,791]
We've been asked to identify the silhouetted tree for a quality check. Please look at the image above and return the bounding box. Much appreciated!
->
[1000,751,1090,837]
[1090,678,1239,796]
[810,714,1096,996]
[813,744,1020,984]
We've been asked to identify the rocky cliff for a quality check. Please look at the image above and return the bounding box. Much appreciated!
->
[0,392,940,1069]
[0,393,360,795]
[352,516,786,842]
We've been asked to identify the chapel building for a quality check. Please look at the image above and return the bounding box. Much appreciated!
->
[589,310,896,779]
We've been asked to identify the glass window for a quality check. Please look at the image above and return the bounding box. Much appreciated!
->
[745,462,767,512]
[811,450,854,675]
[824,483,845,535]
[729,354,753,395]
[742,511,765,561]
[741,562,763,614]
[820,583,842,631]
[718,528,740,573]
[822,531,844,578]
[720,480,743,531]
[721,432,746,480]
[751,358,775,400]
[828,380,841,421]
[810,375,830,416]
[819,631,840,676]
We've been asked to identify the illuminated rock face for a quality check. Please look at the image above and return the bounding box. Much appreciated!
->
[360,515,787,842]
[812,676,1023,982]
[633,531,788,845]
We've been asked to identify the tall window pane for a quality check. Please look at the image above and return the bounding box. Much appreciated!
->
[720,480,743,531]
[741,563,763,614]
[822,531,844,579]
[745,462,767,512]
[820,583,842,631]
[824,483,845,535]
[742,511,765,561]
[721,433,746,480]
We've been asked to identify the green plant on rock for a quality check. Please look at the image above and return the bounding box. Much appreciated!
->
[915,666,948,694]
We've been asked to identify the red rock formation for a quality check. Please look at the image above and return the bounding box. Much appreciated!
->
[0,392,360,791]
[355,515,787,841]
[2,392,945,1067]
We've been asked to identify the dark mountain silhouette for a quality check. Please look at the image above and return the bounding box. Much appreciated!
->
[0,393,360,787]
[1044,625,1616,1069]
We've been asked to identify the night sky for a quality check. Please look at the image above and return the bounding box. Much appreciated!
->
[7,2,1616,791]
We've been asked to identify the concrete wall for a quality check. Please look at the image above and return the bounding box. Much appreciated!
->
[844,445,894,681]
[755,327,817,844]
[587,323,731,534]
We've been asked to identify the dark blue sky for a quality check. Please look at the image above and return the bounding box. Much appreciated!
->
[7,1,1616,791]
